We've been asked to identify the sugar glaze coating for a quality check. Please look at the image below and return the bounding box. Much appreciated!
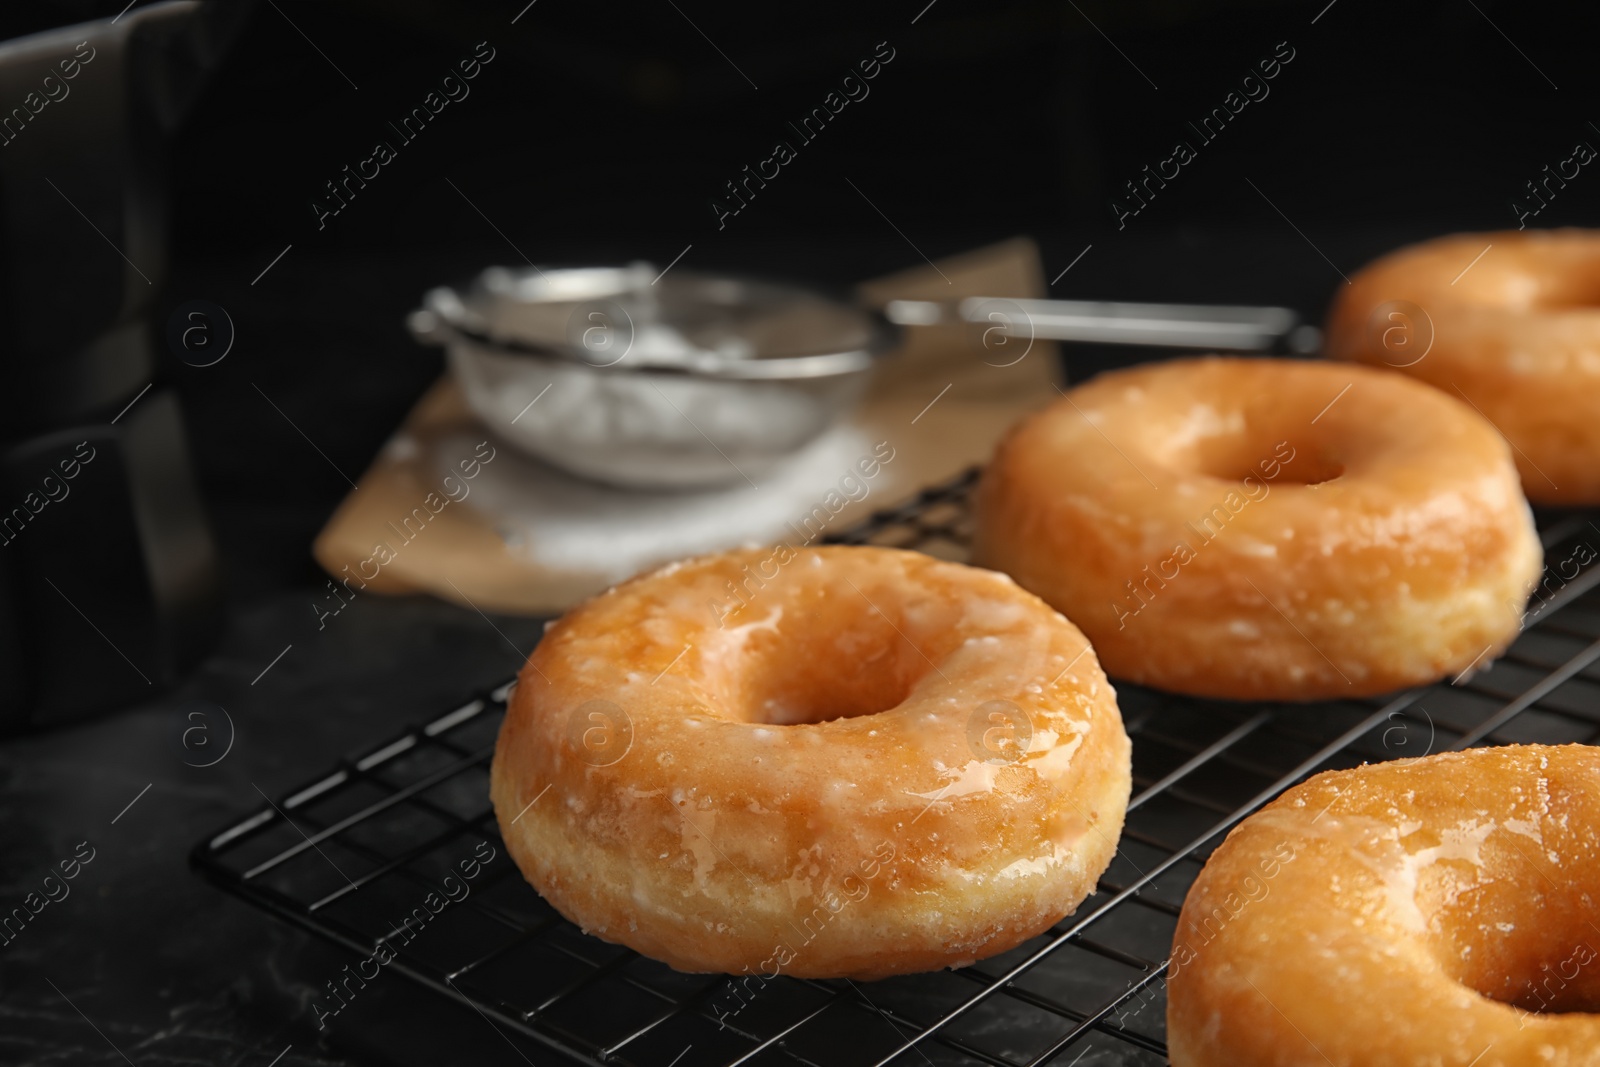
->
[490,545,1132,979]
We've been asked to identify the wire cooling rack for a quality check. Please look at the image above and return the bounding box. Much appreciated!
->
[193,468,1600,1066]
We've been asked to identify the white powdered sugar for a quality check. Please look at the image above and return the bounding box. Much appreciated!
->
[433,425,876,581]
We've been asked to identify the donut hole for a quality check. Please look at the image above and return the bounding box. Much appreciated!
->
[1451,916,1600,1015]
[1190,439,1344,487]
[1414,847,1600,1016]
[1465,937,1600,1016]
[720,605,932,726]
[1505,973,1600,1015]
[1524,267,1600,310]
[1267,457,1344,489]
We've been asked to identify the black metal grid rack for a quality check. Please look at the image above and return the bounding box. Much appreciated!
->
[192,468,1600,1066]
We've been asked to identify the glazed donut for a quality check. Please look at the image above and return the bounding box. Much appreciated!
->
[489,544,1131,979]
[1326,229,1600,505]
[972,357,1541,700]
[1167,744,1600,1066]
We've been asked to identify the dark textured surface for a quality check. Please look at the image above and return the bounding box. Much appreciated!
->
[0,585,549,1066]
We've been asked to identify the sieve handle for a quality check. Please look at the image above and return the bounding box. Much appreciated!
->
[883,297,1320,354]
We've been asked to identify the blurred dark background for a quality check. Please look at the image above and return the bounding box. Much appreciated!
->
[1,1,1597,1064]
[7,0,1596,599]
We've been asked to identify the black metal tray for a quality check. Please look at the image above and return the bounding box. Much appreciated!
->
[192,468,1600,1066]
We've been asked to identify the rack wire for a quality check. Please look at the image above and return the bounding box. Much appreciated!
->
[192,468,1600,1066]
